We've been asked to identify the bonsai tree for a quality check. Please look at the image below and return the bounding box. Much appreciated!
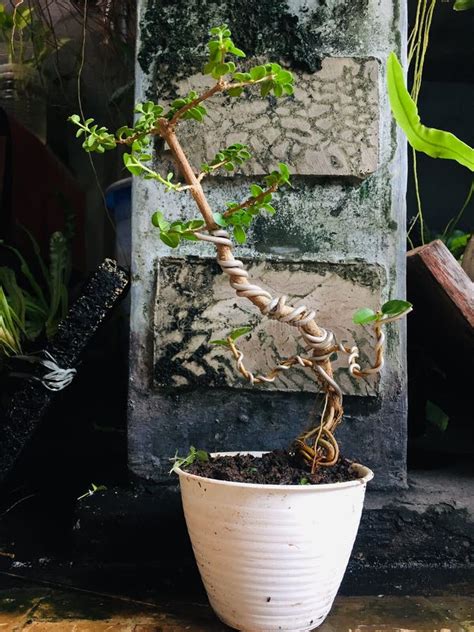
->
[69,24,411,474]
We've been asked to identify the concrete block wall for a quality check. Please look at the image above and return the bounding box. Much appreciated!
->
[129,0,407,489]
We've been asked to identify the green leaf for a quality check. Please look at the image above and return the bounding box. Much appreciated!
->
[228,87,244,97]
[229,326,253,340]
[273,83,283,98]
[188,108,204,122]
[213,212,228,227]
[387,52,474,171]
[381,299,412,316]
[123,153,143,176]
[210,338,230,346]
[187,219,205,230]
[203,61,215,75]
[279,162,290,181]
[234,225,246,244]
[160,232,180,248]
[260,82,273,98]
[426,400,449,432]
[215,62,230,77]
[276,70,293,84]
[454,0,474,9]
[352,307,378,325]
[169,446,210,474]
[195,449,209,462]
[250,65,266,80]
[230,46,246,57]
[282,84,294,95]
[446,230,471,256]
[250,184,264,197]
[170,221,185,233]
[233,72,251,81]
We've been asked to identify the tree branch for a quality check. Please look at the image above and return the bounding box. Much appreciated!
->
[223,184,278,218]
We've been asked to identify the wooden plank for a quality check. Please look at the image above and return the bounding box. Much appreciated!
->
[462,235,474,282]
[0,259,129,482]
[407,239,473,329]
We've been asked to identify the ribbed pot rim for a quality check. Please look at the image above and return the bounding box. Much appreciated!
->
[176,450,374,491]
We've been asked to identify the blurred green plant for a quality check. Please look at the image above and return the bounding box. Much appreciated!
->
[0,2,67,68]
[387,51,473,258]
[0,228,72,361]
[453,0,474,10]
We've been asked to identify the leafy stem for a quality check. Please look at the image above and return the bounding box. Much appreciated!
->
[223,184,278,219]
[122,153,183,192]
[169,82,223,127]
[169,446,209,474]
[352,300,413,326]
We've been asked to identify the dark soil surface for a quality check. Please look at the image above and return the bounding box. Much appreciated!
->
[186,450,359,485]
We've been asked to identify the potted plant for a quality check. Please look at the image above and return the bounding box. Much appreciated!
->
[69,25,411,631]
[0,1,66,141]
[0,227,73,390]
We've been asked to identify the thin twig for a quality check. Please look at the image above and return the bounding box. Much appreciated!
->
[222,184,278,219]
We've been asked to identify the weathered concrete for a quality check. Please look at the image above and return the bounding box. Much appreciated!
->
[72,468,474,576]
[129,0,408,489]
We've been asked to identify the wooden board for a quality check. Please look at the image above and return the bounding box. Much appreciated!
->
[462,235,474,282]
[407,239,473,330]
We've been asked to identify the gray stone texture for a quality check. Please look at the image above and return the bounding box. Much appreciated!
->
[171,57,379,179]
[129,0,408,489]
[154,257,383,396]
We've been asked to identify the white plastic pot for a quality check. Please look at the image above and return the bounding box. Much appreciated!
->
[177,452,373,632]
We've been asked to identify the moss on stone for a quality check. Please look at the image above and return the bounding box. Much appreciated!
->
[138,0,369,97]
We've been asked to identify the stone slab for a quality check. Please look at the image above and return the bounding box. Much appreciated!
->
[169,57,379,181]
[153,256,383,396]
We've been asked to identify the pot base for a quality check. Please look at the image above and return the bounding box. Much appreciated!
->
[178,452,373,632]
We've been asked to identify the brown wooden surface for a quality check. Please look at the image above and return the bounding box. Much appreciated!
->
[462,235,474,282]
[407,239,473,329]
